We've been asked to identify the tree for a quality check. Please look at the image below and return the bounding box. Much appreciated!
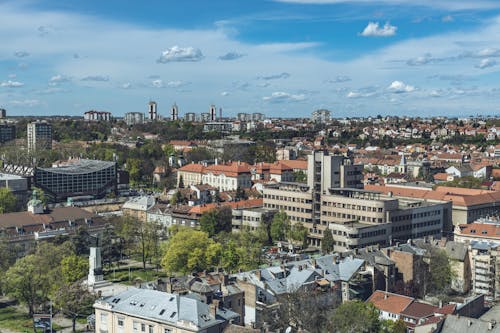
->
[199,206,232,237]
[0,239,17,293]
[379,319,406,333]
[429,248,453,294]
[61,255,89,284]
[330,300,380,333]
[4,255,52,316]
[0,187,16,213]
[161,229,219,274]
[270,211,290,242]
[293,170,307,183]
[178,175,185,188]
[235,187,248,200]
[73,226,92,256]
[290,222,308,248]
[54,282,95,333]
[322,229,334,254]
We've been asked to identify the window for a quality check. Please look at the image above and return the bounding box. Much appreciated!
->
[164,329,172,333]
[100,313,108,332]
[133,321,139,332]
[141,323,146,332]
[148,325,154,333]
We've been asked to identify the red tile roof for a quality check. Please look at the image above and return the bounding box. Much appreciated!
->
[367,290,414,314]
[400,301,438,319]
[457,222,500,240]
[178,163,205,173]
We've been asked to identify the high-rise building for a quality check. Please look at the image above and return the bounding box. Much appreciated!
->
[0,123,16,143]
[311,109,331,123]
[0,108,6,119]
[209,104,217,121]
[124,112,144,126]
[148,101,158,121]
[27,121,52,152]
[171,103,179,121]
[184,112,196,122]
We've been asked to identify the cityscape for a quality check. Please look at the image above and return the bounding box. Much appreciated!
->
[1,1,500,333]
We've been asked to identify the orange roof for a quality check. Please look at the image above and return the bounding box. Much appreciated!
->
[367,290,414,314]
[203,162,251,177]
[364,184,500,207]
[457,222,500,239]
[492,169,500,179]
[280,159,308,170]
[433,173,449,181]
[178,163,205,173]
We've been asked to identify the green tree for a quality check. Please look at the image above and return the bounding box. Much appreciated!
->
[199,206,232,237]
[4,255,52,316]
[270,210,290,242]
[290,222,308,248]
[170,190,184,205]
[330,300,380,333]
[161,229,219,274]
[0,187,16,213]
[293,170,307,183]
[429,248,453,293]
[322,229,334,254]
[61,255,89,284]
[73,226,92,256]
[178,175,185,188]
[53,282,95,333]
[0,239,17,293]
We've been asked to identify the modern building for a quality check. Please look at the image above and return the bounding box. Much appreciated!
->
[171,103,179,121]
[311,109,331,123]
[27,120,52,152]
[124,112,145,126]
[203,122,232,133]
[93,288,234,333]
[469,241,500,303]
[0,173,29,209]
[84,110,112,122]
[0,108,6,118]
[148,101,158,121]
[0,123,16,143]
[34,159,117,202]
[232,207,276,232]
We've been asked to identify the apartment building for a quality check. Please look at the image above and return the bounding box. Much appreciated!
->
[0,123,15,143]
[232,207,276,232]
[27,120,52,152]
[470,242,500,303]
[94,288,232,333]
[177,162,252,191]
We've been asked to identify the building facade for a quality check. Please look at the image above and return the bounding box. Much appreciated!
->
[0,123,15,143]
[27,121,52,152]
[124,112,144,126]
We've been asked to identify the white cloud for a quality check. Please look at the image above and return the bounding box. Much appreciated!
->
[7,99,41,107]
[81,75,110,82]
[151,79,164,88]
[166,80,189,88]
[221,91,230,96]
[14,51,29,57]
[442,15,454,22]
[262,91,306,103]
[8,74,16,78]
[121,82,132,89]
[387,81,415,93]
[475,58,497,69]
[49,74,71,85]
[325,75,351,83]
[360,22,397,37]
[156,46,204,63]
[258,72,291,80]
[272,0,500,10]
[1,80,24,87]
[218,52,246,60]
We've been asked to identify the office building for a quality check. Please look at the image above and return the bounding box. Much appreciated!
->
[0,108,6,118]
[148,101,158,121]
[311,109,331,123]
[34,159,117,202]
[171,103,179,121]
[124,112,144,126]
[0,123,16,143]
[27,121,52,152]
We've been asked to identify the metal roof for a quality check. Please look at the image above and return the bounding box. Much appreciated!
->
[37,159,115,175]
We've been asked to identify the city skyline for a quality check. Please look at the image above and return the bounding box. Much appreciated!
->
[1,1,500,117]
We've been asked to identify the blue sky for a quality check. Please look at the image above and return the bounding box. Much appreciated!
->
[1,0,500,118]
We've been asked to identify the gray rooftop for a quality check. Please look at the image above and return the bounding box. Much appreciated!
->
[445,241,468,261]
[38,159,115,174]
[95,288,223,330]
[0,173,25,180]
[440,315,500,333]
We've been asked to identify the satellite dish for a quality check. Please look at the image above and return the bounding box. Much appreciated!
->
[285,327,292,333]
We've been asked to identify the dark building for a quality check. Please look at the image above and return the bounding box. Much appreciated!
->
[0,123,16,143]
[34,159,118,202]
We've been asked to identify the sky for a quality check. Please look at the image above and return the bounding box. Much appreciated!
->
[1,0,500,118]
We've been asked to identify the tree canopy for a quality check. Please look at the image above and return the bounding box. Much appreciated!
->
[0,187,16,213]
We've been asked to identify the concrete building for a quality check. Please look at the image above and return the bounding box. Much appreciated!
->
[122,196,156,222]
[311,109,331,123]
[27,120,52,152]
[470,241,500,303]
[203,122,232,133]
[84,110,112,122]
[0,108,6,118]
[0,173,29,209]
[455,218,500,244]
[232,207,276,232]
[184,112,196,122]
[209,104,217,121]
[94,288,233,333]
[0,123,16,143]
[34,159,117,202]
[124,112,144,126]
[148,101,158,121]
[171,103,179,121]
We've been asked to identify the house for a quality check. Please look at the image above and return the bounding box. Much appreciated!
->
[446,164,473,178]
[122,196,155,222]
[444,241,471,294]
[367,291,414,322]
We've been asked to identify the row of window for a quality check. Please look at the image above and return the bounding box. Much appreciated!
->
[322,201,384,212]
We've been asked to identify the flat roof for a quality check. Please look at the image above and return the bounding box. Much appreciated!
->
[37,159,115,174]
[0,173,25,180]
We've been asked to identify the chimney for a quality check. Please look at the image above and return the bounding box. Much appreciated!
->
[210,299,220,318]
[439,300,442,309]
[489,320,496,330]
[384,293,388,300]
[468,320,472,327]
[255,270,262,281]
[312,259,317,268]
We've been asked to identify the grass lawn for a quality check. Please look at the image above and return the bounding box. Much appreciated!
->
[0,305,33,332]
[104,267,167,285]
